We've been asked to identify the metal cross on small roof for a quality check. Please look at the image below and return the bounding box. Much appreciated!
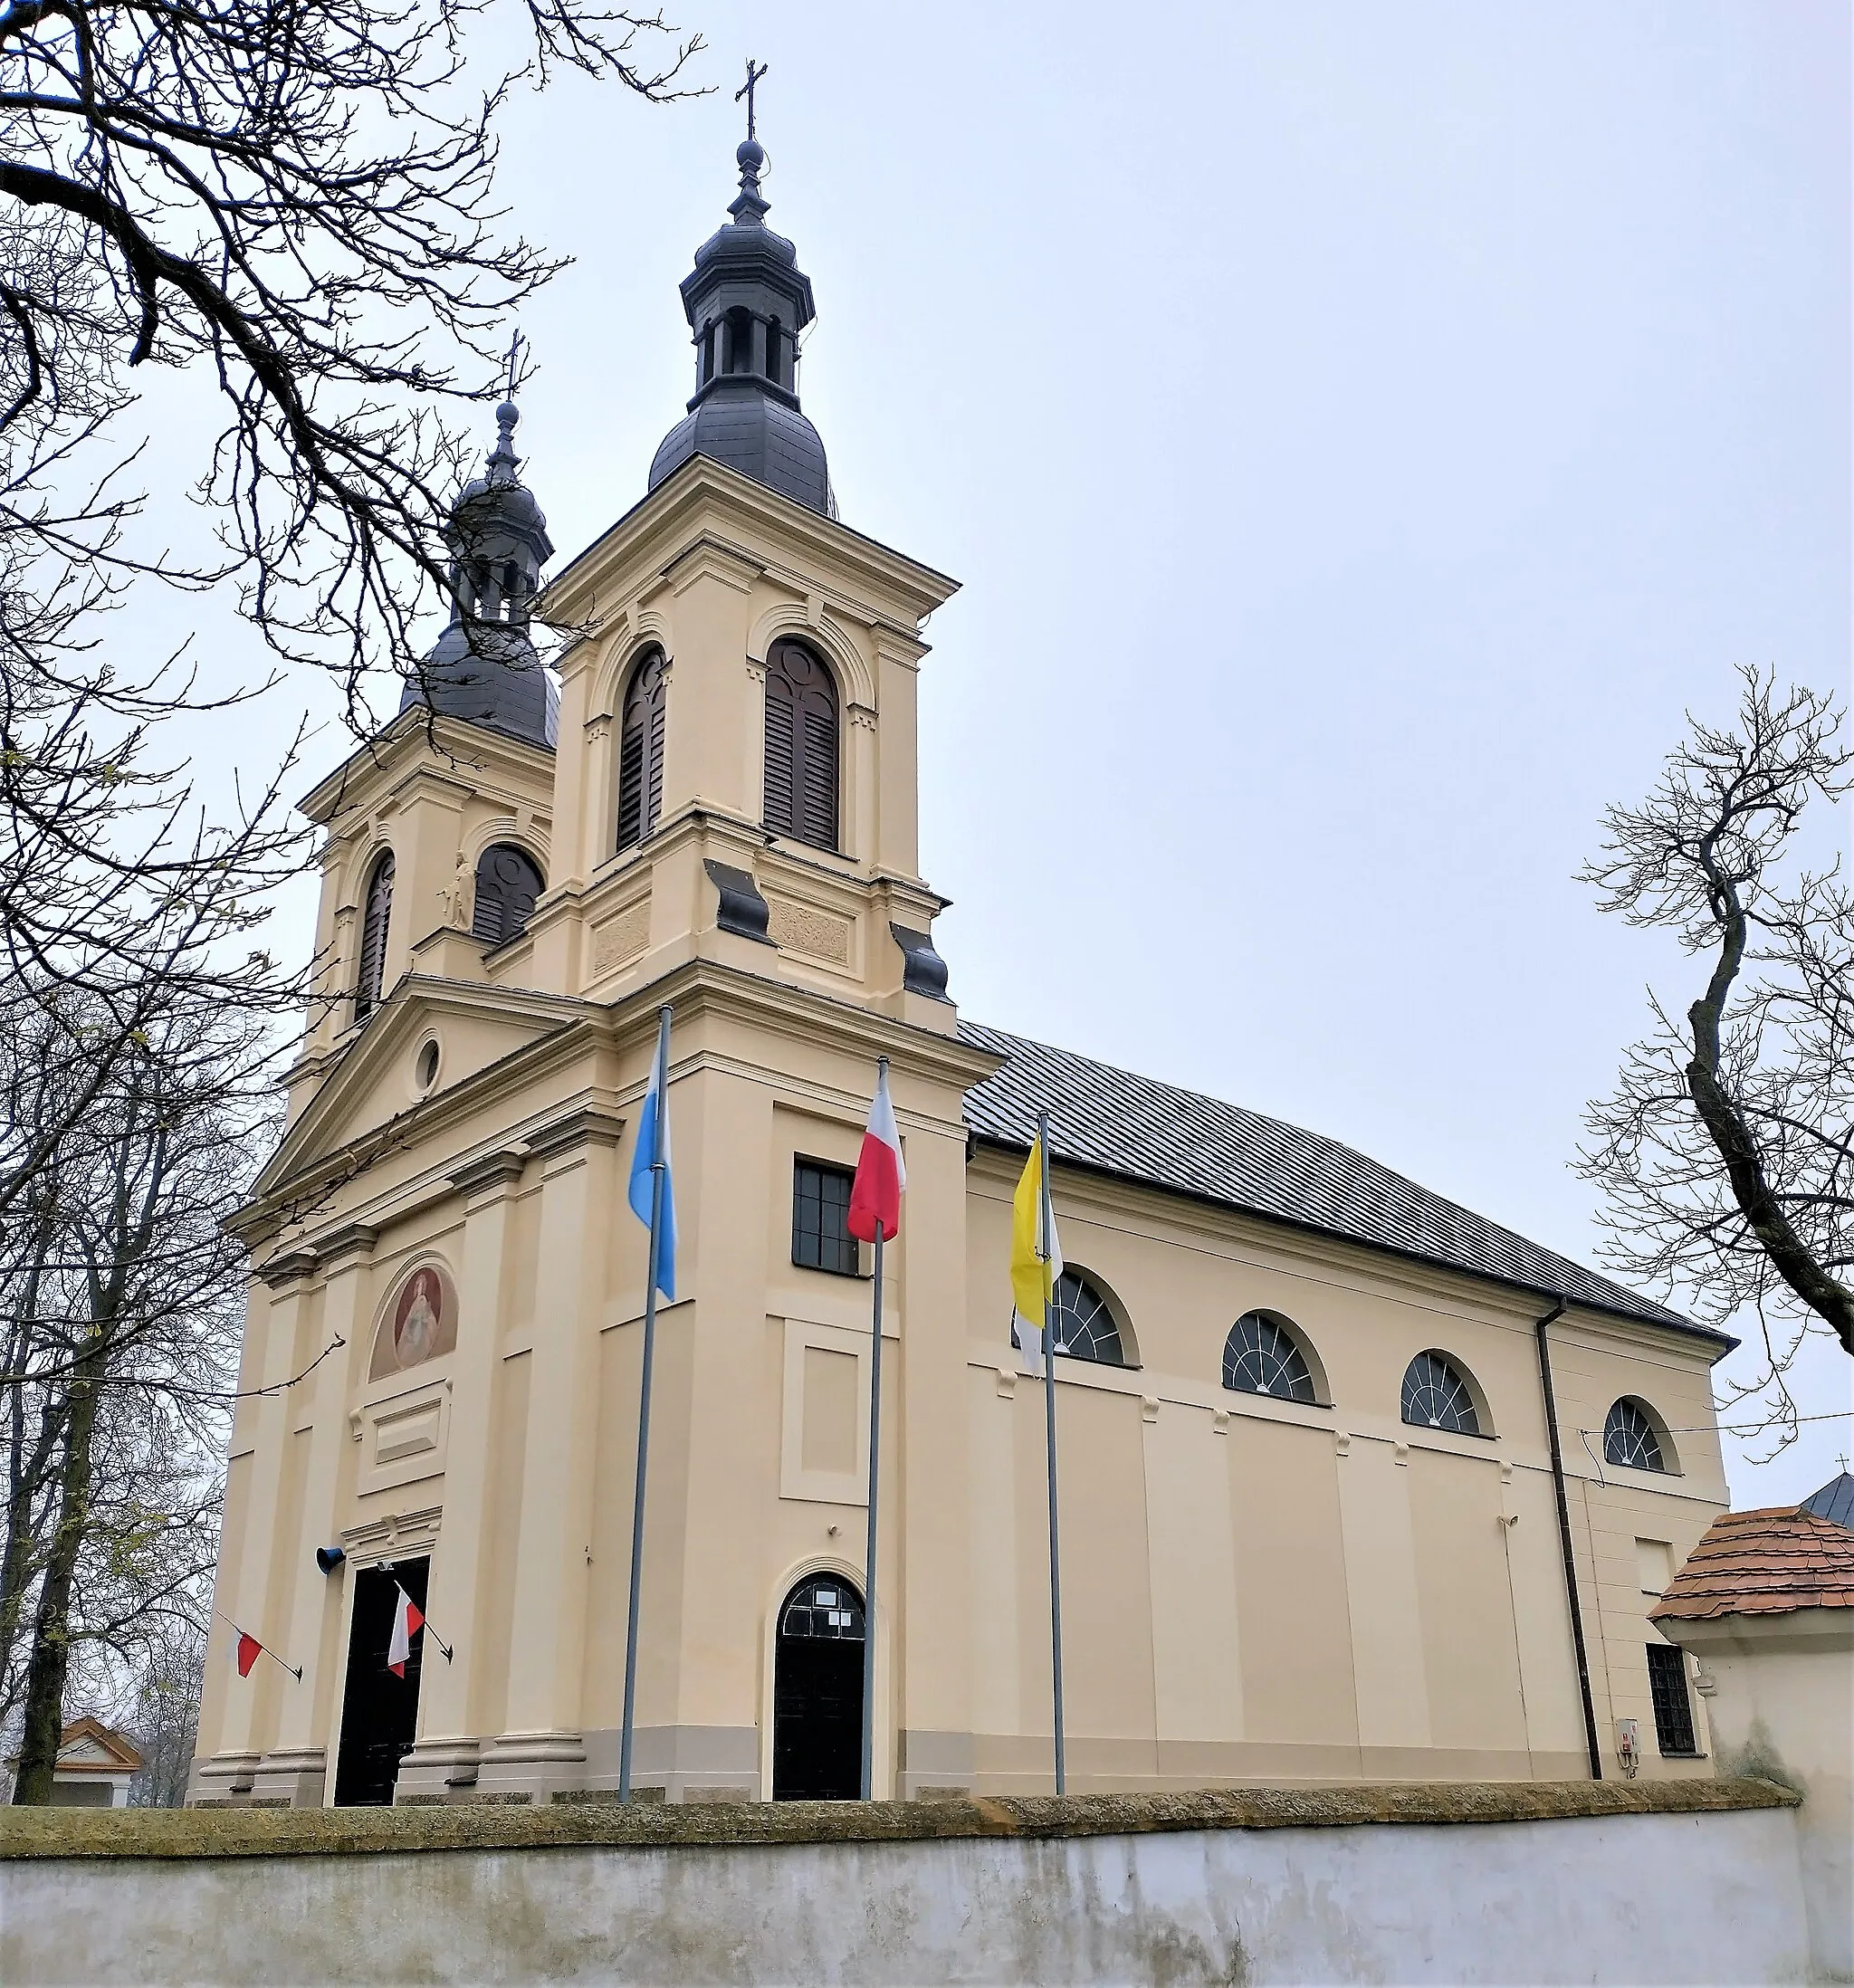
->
[737,58,768,141]
[502,330,524,402]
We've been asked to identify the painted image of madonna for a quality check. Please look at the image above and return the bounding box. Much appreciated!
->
[369,1266,457,1379]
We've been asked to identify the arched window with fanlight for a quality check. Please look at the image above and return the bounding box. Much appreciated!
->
[616,648,667,850]
[763,638,838,851]
[1224,1311,1319,1403]
[1400,1350,1484,1436]
[472,843,544,951]
[1604,1398,1671,1472]
[354,849,395,1023]
[1014,1269,1128,1368]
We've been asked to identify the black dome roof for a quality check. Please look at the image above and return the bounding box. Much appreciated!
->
[649,383,831,515]
[647,139,833,518]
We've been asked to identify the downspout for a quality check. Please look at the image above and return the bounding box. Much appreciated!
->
[1534,1296,1602,1780]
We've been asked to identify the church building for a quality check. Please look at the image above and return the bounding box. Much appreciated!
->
[189,132,1736,1808]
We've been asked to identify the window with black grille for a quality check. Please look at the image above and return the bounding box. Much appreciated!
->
[792,1161,859,1276]
[1645,1642,1698,1754]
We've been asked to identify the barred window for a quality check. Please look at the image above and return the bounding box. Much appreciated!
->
[1223,1312,1317,1402]
[1604,1399,1668,1472]
[1400,1351,1482,1435]
[1646,1643,1697,1754]
[792,1161,858,1276]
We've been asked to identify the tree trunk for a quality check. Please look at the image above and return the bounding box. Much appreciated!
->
[9,1341,102,1805]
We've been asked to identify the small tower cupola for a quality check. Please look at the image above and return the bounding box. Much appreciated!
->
[647,130,833,516]
[400,394,559,748]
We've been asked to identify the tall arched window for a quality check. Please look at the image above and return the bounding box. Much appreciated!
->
[1400,1351,1483,1436]
[354,850,395,1023]
[763,638,838,851]
[616,648,667,850]
[1603,1398,1668,1472]
[1224,1312,1318,1403]
[472,844,544,950]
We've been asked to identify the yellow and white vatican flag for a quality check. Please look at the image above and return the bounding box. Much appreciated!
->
[1009,1123,1063,1374]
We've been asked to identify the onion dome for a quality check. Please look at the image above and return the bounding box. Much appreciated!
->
[400,398,559,749]
[647,139,834,516]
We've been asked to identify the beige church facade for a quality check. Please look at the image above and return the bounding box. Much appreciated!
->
[189,138,1735,1809]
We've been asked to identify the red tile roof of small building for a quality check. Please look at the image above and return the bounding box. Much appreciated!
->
[1651,1505,1854,1621]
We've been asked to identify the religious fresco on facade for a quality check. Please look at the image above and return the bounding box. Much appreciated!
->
[368,1265,457,1379]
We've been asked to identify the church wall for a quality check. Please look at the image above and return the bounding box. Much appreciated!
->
[1407,1448,1530,1774]
[957,1146,1725,1792]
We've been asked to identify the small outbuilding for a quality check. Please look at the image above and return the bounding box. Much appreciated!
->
[1652,1475,1854,1985]
[10,1717,145,1808]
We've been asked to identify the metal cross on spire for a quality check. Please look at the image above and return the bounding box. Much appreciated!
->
[736,58,768,141]
[502,330,525,403]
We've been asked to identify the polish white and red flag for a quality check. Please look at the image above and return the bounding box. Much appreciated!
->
[846,1058,905,1245]
[387,1586,425,1677]
[234,1630,263,1679]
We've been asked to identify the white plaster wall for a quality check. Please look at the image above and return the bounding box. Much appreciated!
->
[2,1808,1815,1986]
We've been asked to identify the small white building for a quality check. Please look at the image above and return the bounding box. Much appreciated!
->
[21,1717,145,1807]
[1653,1473,1854,1986]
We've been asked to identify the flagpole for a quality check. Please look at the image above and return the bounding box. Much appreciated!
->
[858,1053,894,1802]
[214,1609,302,1682]
[1038,1111,1066,1798]
[619,1004,672,1803]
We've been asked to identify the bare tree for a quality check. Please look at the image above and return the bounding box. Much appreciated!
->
[2,0,702,714]
[4,985,263,1802]
[1579,666,1852,1445]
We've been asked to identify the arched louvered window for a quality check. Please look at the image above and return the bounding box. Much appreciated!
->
[763,639,838,851]
[616,649,667,850]
[1400,1351,1483,1436]
[354,850,395,1023]
[1603,1399,1668,1472]
[472,844,544,951]
[1224,1312,1318,1403]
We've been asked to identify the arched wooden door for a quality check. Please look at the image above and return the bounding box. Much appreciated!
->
[771,1576,864,1801]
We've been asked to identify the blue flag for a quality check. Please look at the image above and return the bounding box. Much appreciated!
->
[627,1010,676,1303]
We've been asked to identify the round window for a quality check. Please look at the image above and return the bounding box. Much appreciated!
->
[415,1038,441,1092]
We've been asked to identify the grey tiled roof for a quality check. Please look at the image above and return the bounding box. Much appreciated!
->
[1801,1473,1854,1531]
[960,1021,1718,1342]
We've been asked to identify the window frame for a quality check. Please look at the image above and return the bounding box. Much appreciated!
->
[1645,1641,1700,1756]
[471,842,545,951]
[354,848,396,1025]
[1222,1309,1324,1405]
[762,637,841,854]
[790,1158,861,1279]
[616,645,668,852]
[1604,1397,1677,1475]
[1400,1349,1490,1438]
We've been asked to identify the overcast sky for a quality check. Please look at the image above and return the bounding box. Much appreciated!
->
[136,4,1850,1500]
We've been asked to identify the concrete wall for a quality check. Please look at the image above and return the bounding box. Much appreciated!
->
[3,1783,1815,1987]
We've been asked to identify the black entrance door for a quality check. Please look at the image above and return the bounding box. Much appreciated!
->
[772,1576,865,1800]
[332,1558,428,1807]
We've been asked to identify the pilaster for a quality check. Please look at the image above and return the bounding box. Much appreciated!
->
[478,1112,622,1800]
[255,1233,375,1804]
[396,1152,526,1802]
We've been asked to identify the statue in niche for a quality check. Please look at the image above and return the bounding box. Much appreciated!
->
[369,1265,457,1380]
[437,853,473,931]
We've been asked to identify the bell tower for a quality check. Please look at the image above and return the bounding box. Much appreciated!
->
[527,136,960,1030]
